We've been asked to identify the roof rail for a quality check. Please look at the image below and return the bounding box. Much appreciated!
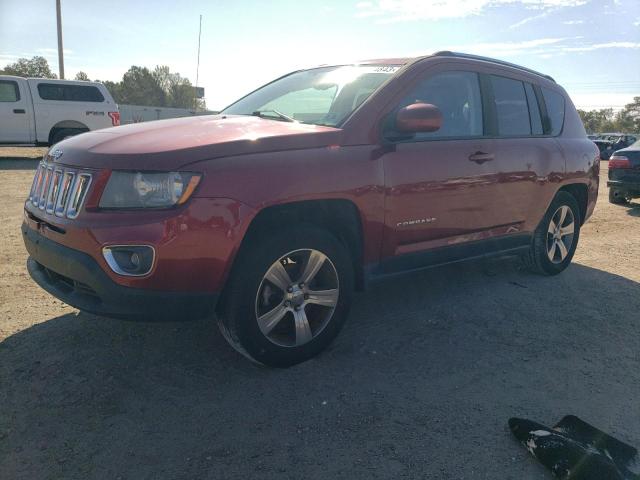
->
[431,51,556,83]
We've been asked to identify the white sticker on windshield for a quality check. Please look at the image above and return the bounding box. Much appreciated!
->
[371,65,401,73]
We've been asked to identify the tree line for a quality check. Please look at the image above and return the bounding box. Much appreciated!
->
[577,99,639,134]
[0,56,205,110]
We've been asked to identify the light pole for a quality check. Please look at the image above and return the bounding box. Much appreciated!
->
[56,0,65,79]
[194,14,202,111]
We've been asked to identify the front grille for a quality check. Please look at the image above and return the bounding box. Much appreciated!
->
[29,160,92,219]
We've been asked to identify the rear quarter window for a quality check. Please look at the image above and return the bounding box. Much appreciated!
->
[541,87,565,136]
[37,83,105,102]
[0,80,20,102]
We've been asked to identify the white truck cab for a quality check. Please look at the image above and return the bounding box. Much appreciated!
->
[0,76,119,145]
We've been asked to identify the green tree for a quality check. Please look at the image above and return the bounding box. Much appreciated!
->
[95,65,206,109]
[578,108,616,133]
[153,65,205,109]
[578,100,640,134]
[1,56,57,78]
[615,96,640,133]
[74,71,90,81]
[152,65,173,93]
[117,66,166,106]
[577,110,597,133]
[100,80,122,101]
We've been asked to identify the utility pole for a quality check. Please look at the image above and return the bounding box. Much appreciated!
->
[56,0,65,79]
[194,14,202,111]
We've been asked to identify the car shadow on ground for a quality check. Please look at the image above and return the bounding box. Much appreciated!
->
[625,201,640,217]
[1,259,639,479]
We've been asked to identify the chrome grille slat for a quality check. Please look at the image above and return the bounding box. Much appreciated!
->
[55,172,75,217]
[38,167,53,210]
[31,165,45,206]
[66,174,92,219]
[29,165,43,203]
[27,161,92,219]
[46,170,63,214]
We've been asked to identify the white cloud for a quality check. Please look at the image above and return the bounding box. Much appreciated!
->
[355,0,587,23]
[508,11,550,29]
[560,41,640,52]
[431,37,640,59]
[570,92,637,111]
[563,19,584,24]
[35,48,74,57]
[0,49,76,70]
[0,54,22,62]
[439,37,571,56]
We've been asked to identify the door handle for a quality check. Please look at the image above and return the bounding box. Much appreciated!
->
[468,151,494,164]
[13,109,26,114]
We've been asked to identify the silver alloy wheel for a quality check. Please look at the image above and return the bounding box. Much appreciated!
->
[255,248,339,347]
[546,205,575,264]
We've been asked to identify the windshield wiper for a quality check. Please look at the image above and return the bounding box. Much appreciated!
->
[251,109,296,123]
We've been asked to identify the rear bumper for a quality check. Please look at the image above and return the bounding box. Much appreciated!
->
[23,224,216,320]
[607,179,640,196]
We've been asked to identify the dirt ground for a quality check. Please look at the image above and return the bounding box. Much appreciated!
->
[1,146,639,479]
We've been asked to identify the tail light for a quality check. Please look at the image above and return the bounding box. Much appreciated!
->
[108,111,121,126]
[609,155,631,169]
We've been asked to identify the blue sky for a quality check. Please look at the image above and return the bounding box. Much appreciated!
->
[1,0,639,111]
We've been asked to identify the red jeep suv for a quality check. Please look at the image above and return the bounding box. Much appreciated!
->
[23,52,599,366]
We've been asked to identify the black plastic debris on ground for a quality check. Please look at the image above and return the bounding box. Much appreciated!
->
[509,415,639,480]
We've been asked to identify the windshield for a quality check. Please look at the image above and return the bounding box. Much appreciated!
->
[222,65,401,127]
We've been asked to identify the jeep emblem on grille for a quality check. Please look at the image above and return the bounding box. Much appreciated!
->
[50,149,63,160]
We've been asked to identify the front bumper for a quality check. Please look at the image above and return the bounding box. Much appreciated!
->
[23,224,216,320]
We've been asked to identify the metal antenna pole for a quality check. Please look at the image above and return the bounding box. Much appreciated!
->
[56,0,65,79]
[194,14,202,110]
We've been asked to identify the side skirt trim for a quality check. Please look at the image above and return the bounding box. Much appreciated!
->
[365,233,531,284]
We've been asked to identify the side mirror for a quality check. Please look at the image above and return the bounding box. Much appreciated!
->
[395,103,442,134]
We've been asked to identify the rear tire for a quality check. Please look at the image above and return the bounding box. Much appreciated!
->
[523,191,581,276]
[609,188,628,204]
[218,226,354,367]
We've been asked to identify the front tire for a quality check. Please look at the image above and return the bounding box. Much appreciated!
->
[523,191,581,276]
[218,226,354,367]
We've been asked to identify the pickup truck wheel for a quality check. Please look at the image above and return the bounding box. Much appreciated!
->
[218,226,354,367]
[51,128,82,145]
[609,188,628,204]
[523,191,581,276]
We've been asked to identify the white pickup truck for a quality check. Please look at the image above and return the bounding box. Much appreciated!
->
[0,76,119,145]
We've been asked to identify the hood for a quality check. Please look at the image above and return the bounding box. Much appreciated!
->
[49,115,342,170]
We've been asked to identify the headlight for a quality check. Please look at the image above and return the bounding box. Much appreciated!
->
[99,171,201,209]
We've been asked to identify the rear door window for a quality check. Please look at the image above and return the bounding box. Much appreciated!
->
[490,75,531,136]
[399,71,483,139]
[541,87,565,136]
[37,83,105,102]
[0,80,20,102]
[524,83,543,135]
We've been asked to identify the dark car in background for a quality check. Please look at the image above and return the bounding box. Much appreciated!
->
[594,133,637,160]
[608,140,640,204]
[594,139,615,160]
